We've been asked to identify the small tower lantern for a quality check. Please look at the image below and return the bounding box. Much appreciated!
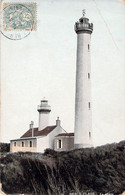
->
[37,98,51,130]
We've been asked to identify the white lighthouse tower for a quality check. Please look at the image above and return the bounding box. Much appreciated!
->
[74,11,93,148]
[37,99,51,130]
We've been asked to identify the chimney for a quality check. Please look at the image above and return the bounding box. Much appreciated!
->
[56,117,61,126]
[29,121,34,137]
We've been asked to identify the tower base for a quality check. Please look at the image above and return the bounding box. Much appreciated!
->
[74,143,93,149]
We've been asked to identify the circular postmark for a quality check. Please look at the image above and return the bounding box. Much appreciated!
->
[0,3,34,40]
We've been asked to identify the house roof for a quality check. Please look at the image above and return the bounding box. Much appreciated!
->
[55,133,74,137]
[21,125,57,138]
[10,137,36,141]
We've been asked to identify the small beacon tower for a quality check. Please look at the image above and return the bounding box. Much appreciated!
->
[37,99,51,130]
[74,11,93,148]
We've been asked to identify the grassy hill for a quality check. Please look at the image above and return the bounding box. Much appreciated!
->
[0,141,125,194]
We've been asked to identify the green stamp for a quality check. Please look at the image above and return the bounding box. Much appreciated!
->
[3,3,37,31]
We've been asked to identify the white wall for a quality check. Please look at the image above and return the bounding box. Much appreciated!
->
[38,112,50,130]
[36,136,49,153]
[74,32,92,148]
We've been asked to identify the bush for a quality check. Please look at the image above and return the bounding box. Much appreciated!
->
[44,148,58,157]
[0,143,10,153]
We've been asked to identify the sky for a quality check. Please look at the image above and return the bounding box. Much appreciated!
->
[0,0,125,146]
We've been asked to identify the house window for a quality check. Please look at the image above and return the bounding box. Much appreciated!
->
[89,132,91,139]
[22,142,24,147]
[88,73,90,79]
[88,102,91,109]
[30,141,32,147]
[14,142,16,147]
[57,139,62,149]
[59,140,62,148]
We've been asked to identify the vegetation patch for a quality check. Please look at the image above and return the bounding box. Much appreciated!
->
[0,142,10,153]
[0,141,125,194]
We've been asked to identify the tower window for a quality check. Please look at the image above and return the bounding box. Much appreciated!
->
[14,142,16,147]
[22,142,24,147]
[88,44,90,50]
[89,132,91,139]
[88,73,90,79]
[88,102,91,109]
[30,141,32,147]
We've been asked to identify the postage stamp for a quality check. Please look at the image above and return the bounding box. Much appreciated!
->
[3,3,37,31]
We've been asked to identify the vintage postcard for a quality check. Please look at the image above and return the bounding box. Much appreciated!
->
[0,0,125,194]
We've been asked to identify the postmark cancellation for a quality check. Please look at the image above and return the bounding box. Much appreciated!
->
[3,3,37,31]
